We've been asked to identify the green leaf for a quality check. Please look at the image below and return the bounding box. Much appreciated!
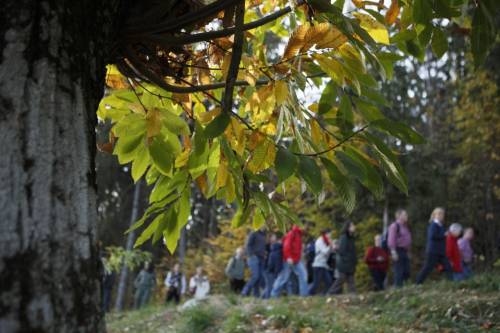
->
[321,158,356,213]
[149,169,188,203]
[231,204,253,228]
[417,24,433,48]
[343,146,384,199]
[338,94,353,126]
[161,111,190,135]
[148,136,174,175]
[134,213,163,248]
[114,132,144,157]
[431,27,448,59]
[336,151,367,181]
[353,98,384,122]
[253,208,265,230]
[432,0,461,18]
[364,133,408,194]
[371,119,425,144]
[164,190,191,253]
[413,0,433,24]
[275,148,298,183]
[318,80,337,115]
[471,3,496,67]
[204,112,230,139]
[298,156,323,194]
[188,123,210,178]
[131,146,150,182]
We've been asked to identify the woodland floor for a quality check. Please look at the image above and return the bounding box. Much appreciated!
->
[106,270,500,333]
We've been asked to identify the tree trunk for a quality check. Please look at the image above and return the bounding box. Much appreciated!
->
[114,180,142,312]
[0,1,116,332]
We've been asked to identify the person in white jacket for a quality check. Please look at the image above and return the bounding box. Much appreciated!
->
[189,266,211,299]
[309,229,335,295]
[164,263,186,305]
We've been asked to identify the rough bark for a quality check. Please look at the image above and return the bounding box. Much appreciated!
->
[0,1,117,332]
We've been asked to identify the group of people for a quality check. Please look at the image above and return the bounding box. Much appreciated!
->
[225,207,476,298]
[132,263,211,309]
[104,206,476,311]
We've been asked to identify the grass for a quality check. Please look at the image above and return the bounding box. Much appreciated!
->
[107,270,500,333]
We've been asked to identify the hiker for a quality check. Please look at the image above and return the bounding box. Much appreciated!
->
[387,209,412,287]
[458,228,474,279]
[446,223,464,281]
[225,247,246,293]
[133,262,156,309]
[271,225,309,297]
[263,233,283,299]
[305,237,316,284]
[328,221,357,295]
[241,227,267,297]
[309,229,334,295]
[164,263,186,305]
[327,239,339,282]
[189,266,210,299]
[101,254,115,313]
[416,207,453,284]
[365,234,389,291]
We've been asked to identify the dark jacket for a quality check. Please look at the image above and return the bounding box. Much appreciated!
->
[336,233,357,274]
[426,222,446,255]
[266,243,283,274]
[246,230,267,258]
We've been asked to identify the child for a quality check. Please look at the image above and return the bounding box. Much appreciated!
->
[189,266,210,299]
[446,223,464,281]
[164,263,186,305]
[364,234,389,291]
[458,228,474,279]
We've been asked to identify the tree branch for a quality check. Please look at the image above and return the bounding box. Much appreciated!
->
[223,1,245,114]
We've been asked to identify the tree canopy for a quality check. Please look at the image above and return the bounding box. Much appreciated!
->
[96,0,499,253]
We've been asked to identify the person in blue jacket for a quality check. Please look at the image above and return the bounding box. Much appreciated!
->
[241,227,267,297]
[263,233,283,298]
[416,207,453,284]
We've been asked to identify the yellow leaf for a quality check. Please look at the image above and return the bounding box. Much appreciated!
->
[352,0,364,8]
[105,65,129,89]
[308,103,319,113]
[385,0,400,25]
[224,174,236,202]
[310,121,323,146]
[197,107,221,124]
[275,81,288,106]
[247,138,276,173]
[261,122,277,135]
[315,27,348,49]
[353,13,390,45]
[283,24,310,60]
[302,23,331,51]
[312,54,345,86]
[146,108,162,138]
[175,148,190,168]
[215,159,228,190]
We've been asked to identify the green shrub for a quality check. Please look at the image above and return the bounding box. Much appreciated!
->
[221,309,251,333]
[175,305,218,333]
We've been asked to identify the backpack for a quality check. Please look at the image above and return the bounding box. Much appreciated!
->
[381,223,400,251]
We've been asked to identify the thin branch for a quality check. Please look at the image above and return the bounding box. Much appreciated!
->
[294,124,370,157]
[223,1,245,114]
[138,1,303,46]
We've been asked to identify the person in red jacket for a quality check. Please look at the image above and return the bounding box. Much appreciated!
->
[446,223,464,281]
[364,234,389,291]
[270,225,309,297]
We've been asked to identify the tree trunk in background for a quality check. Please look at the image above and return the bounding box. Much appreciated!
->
[0,1,116,332]
[382,194,389,234]
[114,180,142,312]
